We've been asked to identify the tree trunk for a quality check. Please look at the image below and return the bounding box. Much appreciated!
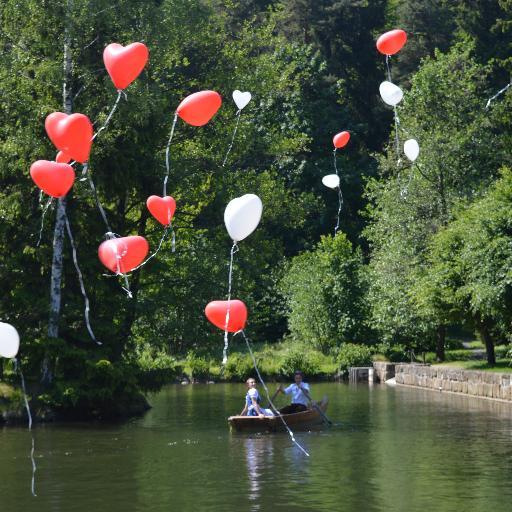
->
[43,1,73,384]
[478,321,496,366]
[435,324,446,362]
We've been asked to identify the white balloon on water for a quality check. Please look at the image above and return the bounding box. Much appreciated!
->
[0,322,20,359]
[379,81,403,106]
[232,90,252,110]
[322,174,340,189]
[224,194,263,242]
[404,139,420,161]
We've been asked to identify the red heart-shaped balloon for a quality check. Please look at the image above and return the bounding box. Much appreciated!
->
[56,151,71,164]
[333,131,350,149]
[376,29,407,56]
[205,300,248,333]
[98,236,149,274]
[30,160,75,198]
[45,112,93,163]
[146,195,176,226]
[103,42,149,90]
[177,91,222,126]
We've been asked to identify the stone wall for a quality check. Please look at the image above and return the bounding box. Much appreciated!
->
[373,362,396,383]
[395,364,512,402]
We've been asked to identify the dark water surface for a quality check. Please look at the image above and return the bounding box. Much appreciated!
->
[1,383,512,512]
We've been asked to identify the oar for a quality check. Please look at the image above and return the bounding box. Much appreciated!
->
[299,387,332,426]
[266,387,281,411]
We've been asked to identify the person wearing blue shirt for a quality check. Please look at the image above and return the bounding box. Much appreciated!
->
[275,370,311,414]
[240,378,274,417]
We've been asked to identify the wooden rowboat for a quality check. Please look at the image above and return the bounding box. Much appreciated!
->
[228,396,329,433]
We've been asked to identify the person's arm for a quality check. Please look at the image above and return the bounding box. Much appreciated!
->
[240,403,248,416]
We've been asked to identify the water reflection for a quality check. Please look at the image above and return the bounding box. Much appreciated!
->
[243,436,273,509]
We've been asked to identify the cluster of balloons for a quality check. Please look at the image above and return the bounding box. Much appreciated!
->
[322,130,350,191]
[204,194,263,341]
[376,29,420,163]
[28,39,254,286]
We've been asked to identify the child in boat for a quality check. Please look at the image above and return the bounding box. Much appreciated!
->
[275,370,311,414]
[240,378,274,417]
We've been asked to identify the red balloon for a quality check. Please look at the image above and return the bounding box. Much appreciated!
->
[376,29,407,56]
[56,151,71,164]
[98,236,149,274]
[333,131,350,149]
[45,112,93,163]
[176,91,222,126]
[146,195,176,226]
[30,160,75,198]
[103,42,149,90]
[205,300,248,333]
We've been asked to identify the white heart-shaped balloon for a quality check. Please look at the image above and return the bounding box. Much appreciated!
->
[232,90,252,110]
[322,174,340,189]
[404,139,420,161]
[379,81,403,106]
[224,194,263,242]
[0,322,20,359]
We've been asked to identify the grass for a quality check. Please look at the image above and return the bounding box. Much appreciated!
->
[434,359,512,373]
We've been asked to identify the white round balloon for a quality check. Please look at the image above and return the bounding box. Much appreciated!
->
[224,194,263,242]
[0,322,20,359]
[232,90,252,110]
[379,81,403,106]
[404,139,420,161]
[322,174,340,189]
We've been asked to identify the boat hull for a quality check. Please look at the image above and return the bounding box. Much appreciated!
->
[228,396,329,433]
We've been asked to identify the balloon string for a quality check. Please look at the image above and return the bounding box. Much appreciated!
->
[36,196,54,247]
[92,90,125,141]
[222,109,242,168]
[223,241,239,365]
[83,163,113,234]
[334,186,343,236]
[486,81,512,109]
[164,113,178,197]
[235,330,310,457]
[14,358,37,496]
[385,55,392,82]
[385,56,401,161]
[333,149,339,176]
[64,212,102,344]
[393,105,400,161]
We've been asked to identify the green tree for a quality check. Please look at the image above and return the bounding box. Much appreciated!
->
[429,167,512,365]
[279,232,368,352]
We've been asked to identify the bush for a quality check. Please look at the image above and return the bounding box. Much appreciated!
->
[336,343,373,373]
[279,347,322,378]
[223,353,254,381]
[371,343,408,362]
[136,348,178,392]
[186,352,211,381]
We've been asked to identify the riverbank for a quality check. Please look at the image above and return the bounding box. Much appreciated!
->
[392,363,512,403]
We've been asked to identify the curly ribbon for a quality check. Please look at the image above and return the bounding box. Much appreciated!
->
[36,195,54,247]
[334,186,343,236]
[223,241,239,365]
[222,109,242,167]
[64,212,102,344]
[486,81,512,109]
[83,163,113,235]
[163,113,178,197]
[13,358,37,496]
[235,330,310,457]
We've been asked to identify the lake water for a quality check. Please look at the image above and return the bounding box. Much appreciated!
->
[1,382,512,512]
